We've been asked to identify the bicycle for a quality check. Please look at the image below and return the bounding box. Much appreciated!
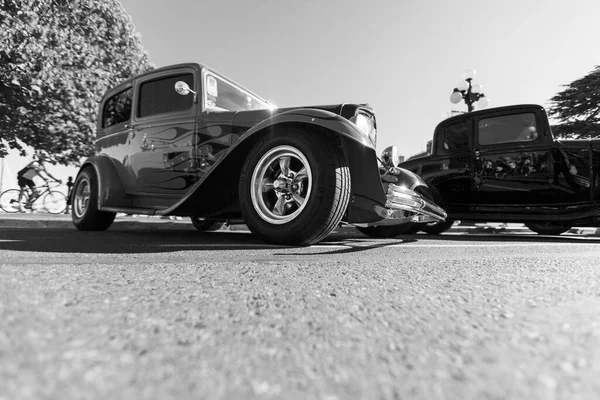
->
[0,181,67,214]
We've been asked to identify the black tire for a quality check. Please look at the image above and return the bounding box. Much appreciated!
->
[419,220,455,235]
[71,168,116,231]
[239,127,350,246]
[190,217,224,231]
[42,190,67,214]
[356,224,413,238]
[525,222,570,235]
[0,189,22,213]
[403,224,421,234]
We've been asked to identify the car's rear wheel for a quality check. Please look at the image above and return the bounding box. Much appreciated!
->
[72,168,116,231]
[356,224,413,238]
[190,217,224,231]
[239,128,350,246]
[525,222,570,235]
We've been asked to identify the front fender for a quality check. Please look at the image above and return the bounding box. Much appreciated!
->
[238,108,374,149]
[161,108,378,216]
[394,166,428,191]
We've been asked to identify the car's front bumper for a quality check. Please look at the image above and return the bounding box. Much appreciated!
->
[379,183,447,223]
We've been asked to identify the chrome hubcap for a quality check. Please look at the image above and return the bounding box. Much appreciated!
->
[250,145,312,225]
[74,178,90,218]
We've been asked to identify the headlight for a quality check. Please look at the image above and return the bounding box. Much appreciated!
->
[350,109,377,147]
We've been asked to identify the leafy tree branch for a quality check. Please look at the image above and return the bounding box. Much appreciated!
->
[0,0,154,165]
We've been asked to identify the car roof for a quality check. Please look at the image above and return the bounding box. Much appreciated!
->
[442,104,547,126]
[100,62,268,105]
[102,62,204,99]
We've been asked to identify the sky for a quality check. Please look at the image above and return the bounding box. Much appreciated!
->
[3,0,600,190]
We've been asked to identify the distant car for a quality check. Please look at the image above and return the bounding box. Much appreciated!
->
[400,104,600,235]
[71,62,446,245]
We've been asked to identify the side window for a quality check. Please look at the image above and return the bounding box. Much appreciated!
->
[102,88,132,128]
[138,73,194,118]
[478,113,538,145]
[438,121,470,154]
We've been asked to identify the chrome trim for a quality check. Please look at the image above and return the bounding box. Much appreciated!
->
[381,184,447,223]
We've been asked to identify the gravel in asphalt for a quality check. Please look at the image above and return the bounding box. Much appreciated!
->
[1,229,600,399]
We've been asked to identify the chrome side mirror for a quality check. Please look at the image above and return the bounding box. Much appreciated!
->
[380,145,398,168]
[174,81,196,96]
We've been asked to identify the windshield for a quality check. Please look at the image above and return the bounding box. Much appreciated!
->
[202,70,271,112]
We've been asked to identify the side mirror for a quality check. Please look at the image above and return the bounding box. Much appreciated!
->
[380,145,399,168]
[174,81,196,96]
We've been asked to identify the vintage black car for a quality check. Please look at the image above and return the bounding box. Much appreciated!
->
[400,104,600,235]
[71,63,446,245]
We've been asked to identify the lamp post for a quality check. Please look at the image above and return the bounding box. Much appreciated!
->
[449,69,490,112]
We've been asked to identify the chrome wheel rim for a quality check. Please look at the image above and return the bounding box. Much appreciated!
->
[73,178,90,218]
[250,145,312,225]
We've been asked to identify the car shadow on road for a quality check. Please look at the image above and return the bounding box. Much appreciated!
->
[0,228,598,255]
[0,228,412,254]
[0,228,280,254]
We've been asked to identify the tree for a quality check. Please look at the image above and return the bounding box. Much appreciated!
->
[547,66,600,139]
[0,0,154,165]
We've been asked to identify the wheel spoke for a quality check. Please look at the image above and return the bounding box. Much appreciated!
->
[272,196,286,216]
[261,178,275,193]
[279,156,291,177]
[291,192,305,208]
[295,167,308,182]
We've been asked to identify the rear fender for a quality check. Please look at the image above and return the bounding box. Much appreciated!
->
[77,156,132,209]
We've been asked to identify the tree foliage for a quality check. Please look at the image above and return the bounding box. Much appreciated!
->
[547,66,600,139]
[0,0,154,165]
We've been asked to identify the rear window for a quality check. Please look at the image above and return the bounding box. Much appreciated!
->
[439,121,470,154]
[102,88,132,128]
[138,73,194,118]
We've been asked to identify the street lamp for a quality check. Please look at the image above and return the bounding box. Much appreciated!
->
[449,69,490,112]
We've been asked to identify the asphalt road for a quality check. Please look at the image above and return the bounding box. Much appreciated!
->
[1,228,600,400]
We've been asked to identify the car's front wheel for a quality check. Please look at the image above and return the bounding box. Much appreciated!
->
[72,168,116,231]
[525,222,570,235]
[239,128,350,246]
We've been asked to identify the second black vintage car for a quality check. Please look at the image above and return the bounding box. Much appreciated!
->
[71,63,446,245]
[400,104,600,235]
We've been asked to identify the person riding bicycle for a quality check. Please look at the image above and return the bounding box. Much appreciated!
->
[16,155,61,212]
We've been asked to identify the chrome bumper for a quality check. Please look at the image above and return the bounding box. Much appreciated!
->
[372,184,447,225]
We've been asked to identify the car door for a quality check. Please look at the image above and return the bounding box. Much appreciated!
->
[95,86,134,187]
[425,118,475,207]
[124,68,199,205]
[471,110,556,206]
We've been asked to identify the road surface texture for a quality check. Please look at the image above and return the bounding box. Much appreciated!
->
[1,227,600,400]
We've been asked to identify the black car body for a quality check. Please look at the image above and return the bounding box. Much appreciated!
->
[400,104,600,235]
[71,63,446,244]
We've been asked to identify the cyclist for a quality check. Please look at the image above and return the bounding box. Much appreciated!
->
[16,155,61,212]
